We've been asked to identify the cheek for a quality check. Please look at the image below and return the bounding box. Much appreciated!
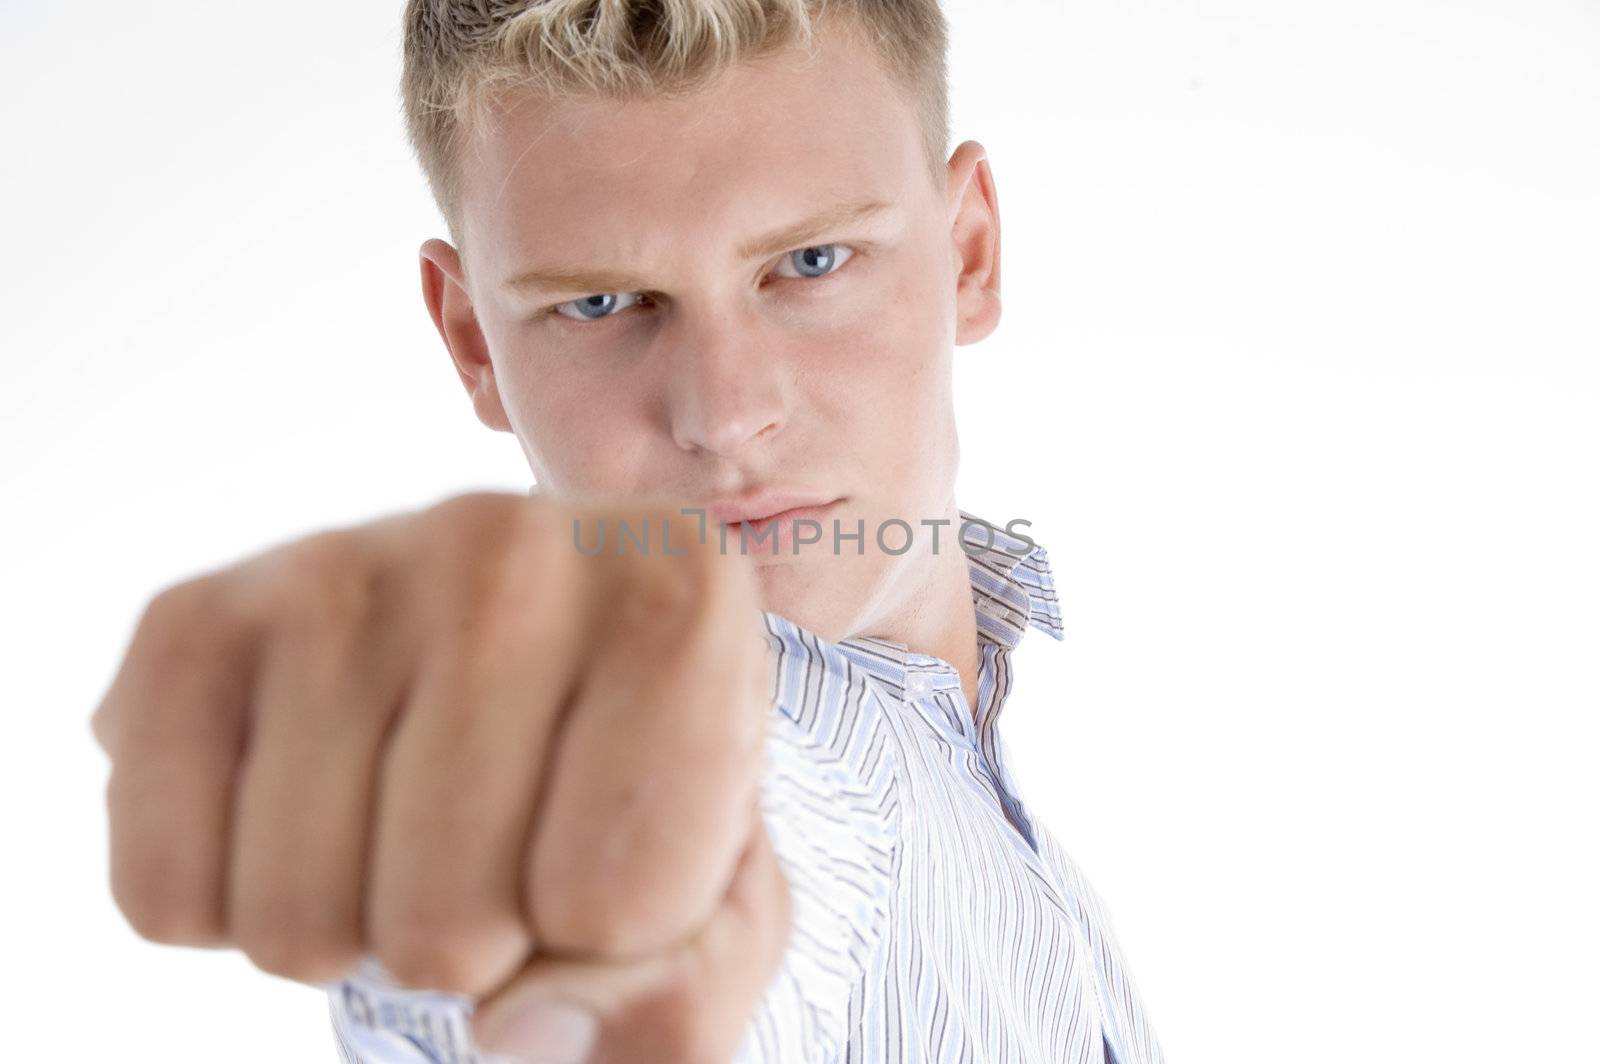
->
[497,359,649,493]
[815,276,957,499]
[839,266,954,410]
[873,271,959,493]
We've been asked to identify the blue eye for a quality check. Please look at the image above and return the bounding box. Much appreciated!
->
[554,291,644,322]
[775,243,854,280]
[550,244,854,323]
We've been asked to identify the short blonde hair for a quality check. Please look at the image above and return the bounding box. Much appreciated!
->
[400,0,951,248]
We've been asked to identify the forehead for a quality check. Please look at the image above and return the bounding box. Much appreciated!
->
[457,17,928,272]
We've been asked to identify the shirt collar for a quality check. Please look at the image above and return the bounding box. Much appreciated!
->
[830,509,1064,684]
[955,509,1065,650]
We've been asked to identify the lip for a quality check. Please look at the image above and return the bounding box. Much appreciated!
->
[707,491,840,527]
[708,493,843,556]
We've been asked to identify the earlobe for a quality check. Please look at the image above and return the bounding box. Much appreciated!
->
[419,239,514,433]
[945,141,1002,347]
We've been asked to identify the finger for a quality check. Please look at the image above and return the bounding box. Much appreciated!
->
[227,544,411,986]
[526,525,769,961]
[472,809,790,1064]
[367,503,592,997]
[97,579,253,947]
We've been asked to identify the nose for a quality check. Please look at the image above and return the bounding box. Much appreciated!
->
[665,315,789,458]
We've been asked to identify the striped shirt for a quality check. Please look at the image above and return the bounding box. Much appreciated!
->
[327,512,1165,1063]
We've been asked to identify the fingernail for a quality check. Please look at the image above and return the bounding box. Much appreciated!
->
[477,998,598,1064]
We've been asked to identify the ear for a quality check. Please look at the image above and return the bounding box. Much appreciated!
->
[945,140,1002,347]
[419,238,514,433]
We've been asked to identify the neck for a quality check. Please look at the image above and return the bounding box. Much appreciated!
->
[855,521,982,719]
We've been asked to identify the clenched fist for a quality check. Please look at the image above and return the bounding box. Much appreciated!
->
[90,492,793,1062]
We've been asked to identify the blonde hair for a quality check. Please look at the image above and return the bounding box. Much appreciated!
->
[400,0,950,248]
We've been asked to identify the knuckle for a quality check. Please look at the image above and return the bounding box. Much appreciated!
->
[104,778,226,949]
[612,545,734,641]
[616,962,731,1063]
[429,490,524,529]
[478,510,568,632]
[93,619,215,751]
[252,532,374,638]
[111,867,221,948]
[530,872,681,960]
[424,493,567,632]
[656,508,720,563]
[88,691,120,753]
[618,563,704,632]
[424,492,542,570]
[236,909,362,985]
[119,905,215,948]
[371,936,477,997]
[132,576,230,670]
[370,900,529,996]
[579,503,756,638]
[141,576,209,631]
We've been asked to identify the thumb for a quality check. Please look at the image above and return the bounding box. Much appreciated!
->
[471,812,790,1064]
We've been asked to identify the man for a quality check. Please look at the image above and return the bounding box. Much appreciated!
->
[92,1,1167,1061]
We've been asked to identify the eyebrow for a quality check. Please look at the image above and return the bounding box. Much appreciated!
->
[501,197,895,297]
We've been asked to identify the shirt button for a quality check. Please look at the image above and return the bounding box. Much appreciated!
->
[905,677,930,700]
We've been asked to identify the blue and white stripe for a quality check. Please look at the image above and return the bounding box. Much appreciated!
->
[732,512,1165,1063]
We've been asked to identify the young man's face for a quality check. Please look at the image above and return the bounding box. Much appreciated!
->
[421,14,1000,641]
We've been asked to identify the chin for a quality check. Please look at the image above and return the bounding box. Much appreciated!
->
[749,553,812,598]
[749,557,854,638]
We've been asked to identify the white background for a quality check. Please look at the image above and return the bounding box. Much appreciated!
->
[3,0,1596,1060]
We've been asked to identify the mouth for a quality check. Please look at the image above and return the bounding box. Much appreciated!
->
[707,490,838,526]
[711,497,844,555]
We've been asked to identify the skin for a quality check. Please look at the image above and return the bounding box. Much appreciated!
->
[420,11,1004,712]
[94,495,788,1062]
[92,12,1007,1063]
